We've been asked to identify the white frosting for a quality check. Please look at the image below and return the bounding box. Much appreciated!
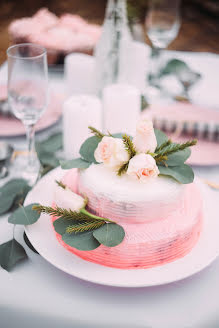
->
[79,164,184,204]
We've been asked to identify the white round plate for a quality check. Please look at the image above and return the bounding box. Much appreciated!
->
[25,167,219,288]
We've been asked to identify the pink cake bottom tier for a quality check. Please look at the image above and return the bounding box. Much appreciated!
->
[53,213,202,269]
[51,170,203,270]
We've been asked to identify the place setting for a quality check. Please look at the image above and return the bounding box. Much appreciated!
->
[0,0,219,326]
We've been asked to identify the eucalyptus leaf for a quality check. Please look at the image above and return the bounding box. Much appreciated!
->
[53,217,78,235]
[60,158,91,170]
[8,203,40,225]
[79,136,100,163]
[38,132,63,153]
[62,230,100,251]
[23,232,39,254]
[0,179,30,215]
[160,59,189,76]
[165,148,191,166]
[112,133,125,139]
[93,223,125,247]
[154,129,168,148]
[11,185,32,211]
[37,150,59,168]
[0,195,15,215]
[0,238,27,272]
[158,164,194,184]
[0,179,28,195]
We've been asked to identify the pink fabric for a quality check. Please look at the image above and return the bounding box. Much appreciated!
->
[142,103,219,166]
[51,169,203,270]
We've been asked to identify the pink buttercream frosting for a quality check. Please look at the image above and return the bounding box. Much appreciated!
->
[52,169,203,269]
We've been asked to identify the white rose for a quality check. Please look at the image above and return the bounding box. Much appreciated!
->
[127,153,159,181]
[94,136,129,169]
[133,119,157,153]
[53,185,86,213]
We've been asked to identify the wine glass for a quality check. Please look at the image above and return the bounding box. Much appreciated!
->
[7,43,48,183]
[145,0,181,97]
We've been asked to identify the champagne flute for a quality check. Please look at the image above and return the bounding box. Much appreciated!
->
[7,43,48,183]
[145,0,181,95]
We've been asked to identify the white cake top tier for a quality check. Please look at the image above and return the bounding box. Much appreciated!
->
[78,164,187,223]
[79,163,184,203]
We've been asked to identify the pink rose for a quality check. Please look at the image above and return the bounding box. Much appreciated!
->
[127,153,159,181]
[133,119,157,153]
[94,136,129,168]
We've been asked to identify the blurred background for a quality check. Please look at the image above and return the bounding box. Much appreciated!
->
[0,0,219,65]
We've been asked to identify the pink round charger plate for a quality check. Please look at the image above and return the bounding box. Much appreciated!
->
[0,85,64,137]
[142,103,219,166]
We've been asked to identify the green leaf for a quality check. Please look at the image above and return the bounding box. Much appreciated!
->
[79,136,101,163]
[158,164,194,184]
[0,179,28,195]
[62,230,100,251]
[154,129,168,148]
[53,217,78,235]
[8,203,41,225]
[165,148,191,166]
[23,232,39,254]
[160,59,189,76]
[37,132,63,153]
[0,194,15,215]
[93,223,125,247]
[11,185,32,211]
[60,158,91,170]
[37,150,59,168]
[112,133,132,139]
[0,179,30,215]
[0,238,27,272]
[112,133,124,139]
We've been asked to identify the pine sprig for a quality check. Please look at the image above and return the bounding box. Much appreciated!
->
[155,139,197,162]
[55,180,66,189]
[117,162,129,176]
[88,126,105,139]
[32,205,114,223]
[155,139,172,152]
[33,204,91,221]
[66,220,105,234]
[122,134,136,158]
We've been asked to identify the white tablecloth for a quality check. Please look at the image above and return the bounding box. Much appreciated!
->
[1,51,219,328]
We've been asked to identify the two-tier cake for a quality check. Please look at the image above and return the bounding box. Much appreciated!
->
[37,119,202,269]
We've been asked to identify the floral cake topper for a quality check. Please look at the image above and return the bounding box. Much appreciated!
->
[61,119,197,184]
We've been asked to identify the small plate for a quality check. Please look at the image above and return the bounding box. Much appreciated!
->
[0,91,64,137]
[25,167,219,288]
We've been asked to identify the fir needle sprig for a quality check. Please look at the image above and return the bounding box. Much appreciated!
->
[117,135,136,176]
[155,139,197,163]
[66,220,105,234]
[122,134,136,158]
[32,205,115,224]
[88,126,105,139]
[117,162,129,177]
[55,180,66,189]
[155,139,172,153]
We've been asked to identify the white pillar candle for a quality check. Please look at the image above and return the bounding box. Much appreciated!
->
[64,54,96,96]
[126,41,150,92]
[63,95,102,159]
[103,83,141,136]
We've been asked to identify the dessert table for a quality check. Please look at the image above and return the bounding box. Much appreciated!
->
[0,50,219,328]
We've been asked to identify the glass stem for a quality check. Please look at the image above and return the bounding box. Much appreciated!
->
[149,47,163,86]
[24,124,35,168]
